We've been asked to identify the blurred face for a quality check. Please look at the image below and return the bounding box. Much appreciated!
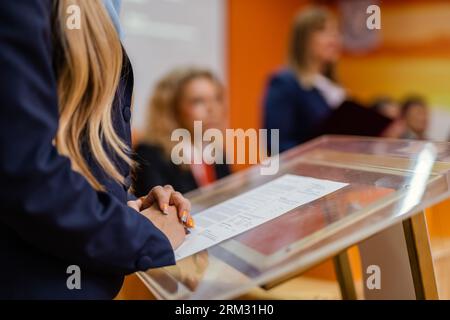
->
[405,104,428,134]
[308,19,341,66]
[177,77,225,134]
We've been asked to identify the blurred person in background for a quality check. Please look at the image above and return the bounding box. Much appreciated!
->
[263,7,345,152]
[401,96,429,140]
[370,96,401,120]
[370,96,407,138]
[133,67,230,197]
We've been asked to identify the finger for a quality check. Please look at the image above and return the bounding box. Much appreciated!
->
[150,186,171,214]
[163,184,175,192]
[169,191,192,224]
[135,198,143,210]
[127,199,142,212]
[127,201,139,212]
[185,216,195,229]
[140,194,154,210]
[169,191,190,218]
[141,185,175,210]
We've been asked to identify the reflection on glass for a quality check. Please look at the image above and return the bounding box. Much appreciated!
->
[138,136,450,300]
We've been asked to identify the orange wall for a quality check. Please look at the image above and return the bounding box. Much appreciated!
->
[227,0,306,132]
[226,0,450,284]
[227,0,450,136]
[426,199,450,239]
[338,1,450,109]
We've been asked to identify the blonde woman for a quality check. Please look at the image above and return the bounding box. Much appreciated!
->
[0,0,191,299]
[133,67,230,197]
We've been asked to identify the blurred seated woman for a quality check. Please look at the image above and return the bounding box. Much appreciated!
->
[263,7,345,152]
[133,67,230,197]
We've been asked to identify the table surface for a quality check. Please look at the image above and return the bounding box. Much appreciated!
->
[138,135,450,300]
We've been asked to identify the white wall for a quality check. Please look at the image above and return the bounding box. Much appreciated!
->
[121,0,226,130]
[428,107,450,141]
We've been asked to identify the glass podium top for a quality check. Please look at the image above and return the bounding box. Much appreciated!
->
[138,136,450,300]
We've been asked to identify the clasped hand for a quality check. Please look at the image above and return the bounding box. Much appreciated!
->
[127,185,193,249]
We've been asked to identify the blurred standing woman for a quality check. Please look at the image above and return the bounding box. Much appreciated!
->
[0,0,191,299]
[263,7,345,152]
[133,67,230,197]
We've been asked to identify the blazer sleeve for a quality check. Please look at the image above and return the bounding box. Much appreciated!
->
[263,72,302,153]
[0,0,175,274]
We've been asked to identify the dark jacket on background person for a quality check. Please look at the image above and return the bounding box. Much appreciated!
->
[263,69,332,152]
[133,144,230,196]
[0,0,174,299]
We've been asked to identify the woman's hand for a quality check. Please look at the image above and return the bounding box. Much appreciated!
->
[139,204,186,250]
[127,184,194,248]
[133,185,194,229]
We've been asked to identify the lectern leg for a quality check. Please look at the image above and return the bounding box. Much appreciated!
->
[358,212,438,300]
[402,212,439,300]
[333,251,357,300]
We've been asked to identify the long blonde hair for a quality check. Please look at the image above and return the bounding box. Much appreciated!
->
[142,67,223,161]
[54,0,131,190]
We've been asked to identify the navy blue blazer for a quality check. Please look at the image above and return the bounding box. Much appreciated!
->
[0,1,174,299]
[263,69,332,153]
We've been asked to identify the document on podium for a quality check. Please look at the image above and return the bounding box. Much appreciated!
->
[175,174,348,261]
